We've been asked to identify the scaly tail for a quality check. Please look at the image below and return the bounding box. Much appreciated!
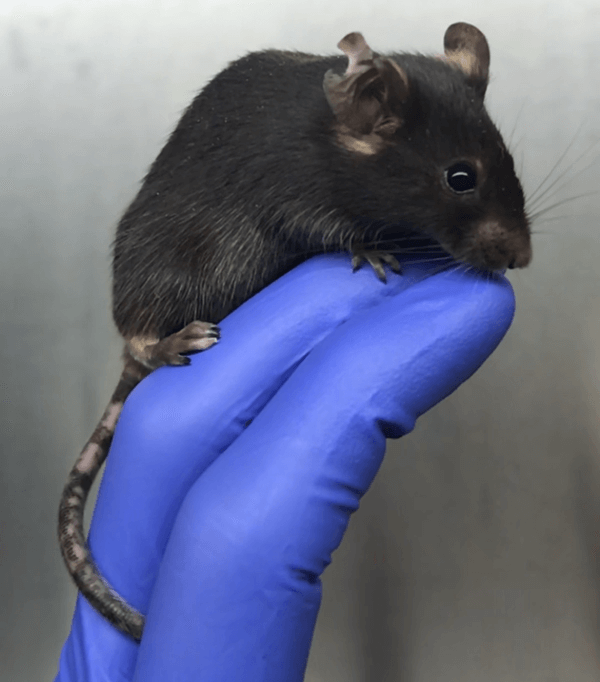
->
[58,356,149,641]
[59,320,220,640]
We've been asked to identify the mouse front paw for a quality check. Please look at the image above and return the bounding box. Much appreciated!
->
[351,247,402,282]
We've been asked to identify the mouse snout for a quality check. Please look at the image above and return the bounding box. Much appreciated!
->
[467,218,532,271]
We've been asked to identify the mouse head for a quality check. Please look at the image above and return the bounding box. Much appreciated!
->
[323,23,531,271]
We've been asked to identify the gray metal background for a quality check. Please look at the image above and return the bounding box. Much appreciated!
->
[2,1,599,679]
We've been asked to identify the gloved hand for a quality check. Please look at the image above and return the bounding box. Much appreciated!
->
[55,252,515,682]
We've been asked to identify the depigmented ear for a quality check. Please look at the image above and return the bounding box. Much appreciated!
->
[335,32,374,78]
[323,32,409,153]
[443,22,490,97]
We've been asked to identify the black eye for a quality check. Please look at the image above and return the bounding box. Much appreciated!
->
[445,162,477,193]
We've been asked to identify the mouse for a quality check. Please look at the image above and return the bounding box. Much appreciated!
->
[58,22,532,641]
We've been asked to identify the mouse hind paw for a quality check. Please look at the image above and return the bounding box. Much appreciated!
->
[127,321,220,370]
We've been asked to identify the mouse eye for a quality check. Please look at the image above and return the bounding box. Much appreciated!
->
[445,162,477,194]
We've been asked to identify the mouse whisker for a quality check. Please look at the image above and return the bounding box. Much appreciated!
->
[415,259,464,280]
[527,158,600,213]
[505,98,528,152]
[528,191,599,221]
[525,122,590,206]
[399,256,456,268]
[530,215,573,225]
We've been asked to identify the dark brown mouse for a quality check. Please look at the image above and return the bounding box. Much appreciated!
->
[58,22,531,641]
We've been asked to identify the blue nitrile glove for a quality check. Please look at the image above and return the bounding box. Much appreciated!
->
[55,252,515,682]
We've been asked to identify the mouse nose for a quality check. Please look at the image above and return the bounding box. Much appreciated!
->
[469,219,532,271]
[509,239,532,268]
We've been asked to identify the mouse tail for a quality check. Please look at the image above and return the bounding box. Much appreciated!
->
[58,357,148,641]
[58,321,220,640]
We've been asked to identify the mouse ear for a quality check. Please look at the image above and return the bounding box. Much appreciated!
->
[443,22,490,97]
[323,33,409,154]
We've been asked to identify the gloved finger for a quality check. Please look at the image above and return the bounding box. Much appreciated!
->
[55,251,450,681]
[132,265,515,681]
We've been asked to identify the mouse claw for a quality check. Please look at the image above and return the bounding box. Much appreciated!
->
[351,248,402,282]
